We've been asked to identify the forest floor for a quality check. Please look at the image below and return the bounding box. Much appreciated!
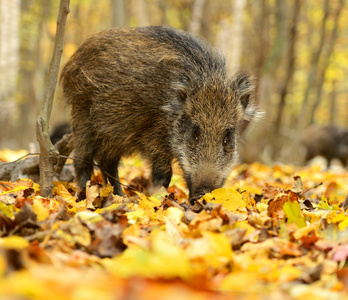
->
[1,149,348,300]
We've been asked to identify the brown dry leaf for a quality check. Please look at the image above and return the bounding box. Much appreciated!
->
[267,193,287,219]
[263,183,282,199]
[86,182,100,210]
[189,210,223,233]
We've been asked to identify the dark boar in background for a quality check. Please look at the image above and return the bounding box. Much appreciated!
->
[60,26,257,199]
[50,123,70,145]
[301,124,348,167]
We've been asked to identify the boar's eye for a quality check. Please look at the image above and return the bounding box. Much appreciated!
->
[186,124,200,149]
[192,125,200,141]
[223,129,235,150]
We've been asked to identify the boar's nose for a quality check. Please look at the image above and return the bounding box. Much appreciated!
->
[189,184,214,200]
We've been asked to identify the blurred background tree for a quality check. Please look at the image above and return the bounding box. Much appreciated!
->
[0,0,347,166]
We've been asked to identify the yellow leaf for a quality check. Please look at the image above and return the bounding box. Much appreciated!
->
[75,211,104,223]
[165,216,184,240]
[122,223,141,240]
[339,217,348,231]
[257,202,268,212]
[126,209,145,224]
[185,237,211,259]
[293,225,315,240]
[318,195,331,210]
[0,236,30,250]
[32,181,40,194]
[33,198,49,222]
[203,188,246,212]
[70,218,91,247]
[0,254,6,277]
[277,265,302,283]
[0,185,28,195]
[233,220,256,236]
[95,203,121,214]
[164,207,185,239]
[104,231,192,279]
[331,212,345,223]
[165,207,183,225]
[54,229,75,246]
[219,271,260,292]
[202,231,233,258]
[137,193,162,210]
[99,184,113,198]
[0,202,15,218]
[56,183,77,207]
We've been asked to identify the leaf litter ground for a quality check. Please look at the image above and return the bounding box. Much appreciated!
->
[1,151,348,299]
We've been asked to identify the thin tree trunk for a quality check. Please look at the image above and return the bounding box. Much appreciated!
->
[111,0,126,27]
[18,0,51,148]
[252,0,268,103]
[216,0,247,75]
[285,0,330,164]
[133,0,149,27]
[297,0,330,128]
[241,0,287,163]
[329,80,337,125]
[0,0,20,148]
[36,0,70,197]
[189,0,206,35]
[272,0,300,158]
[309,0,345,125]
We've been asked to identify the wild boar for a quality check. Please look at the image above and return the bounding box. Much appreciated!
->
[301,124,348,167]
[60,26,257,198]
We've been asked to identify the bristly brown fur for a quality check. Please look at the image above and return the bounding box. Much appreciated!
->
[60,25,257,198]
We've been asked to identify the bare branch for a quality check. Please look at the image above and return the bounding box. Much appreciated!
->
[36,0,70,197]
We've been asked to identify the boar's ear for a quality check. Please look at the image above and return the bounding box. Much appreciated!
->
[233,73,257,121]
[162,81,189,115]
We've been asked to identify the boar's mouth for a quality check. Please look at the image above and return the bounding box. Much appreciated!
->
[186,174,226,200]
[189,187,213,200]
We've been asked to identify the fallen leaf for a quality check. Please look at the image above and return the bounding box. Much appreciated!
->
[0,236,30,250]
[283,200,306,228]
[32,198,49,222]
[203,188,246,212]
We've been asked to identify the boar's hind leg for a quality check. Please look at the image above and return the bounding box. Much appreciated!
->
[74,152,93,191]
[151,157,173,190]
[99,158,123,196]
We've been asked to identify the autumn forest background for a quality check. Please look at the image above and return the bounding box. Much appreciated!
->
[1,0,348,166]
[2,1,348,299]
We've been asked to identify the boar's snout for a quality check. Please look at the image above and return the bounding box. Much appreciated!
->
[190,185,214,200]
[187,167,227,200]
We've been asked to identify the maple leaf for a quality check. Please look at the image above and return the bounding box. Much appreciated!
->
[203,188,246,212]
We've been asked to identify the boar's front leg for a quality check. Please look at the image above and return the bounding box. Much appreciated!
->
[99,157,123,196]
[151,155,173,190]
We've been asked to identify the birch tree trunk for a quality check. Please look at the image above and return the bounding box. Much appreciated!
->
[216,0,247,76]
[132,0,149,27]
[0,0,20,147]
[189,0,206,35]
[111,0,126,27]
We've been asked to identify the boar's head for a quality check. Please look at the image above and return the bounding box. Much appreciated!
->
[166,73,256,199]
